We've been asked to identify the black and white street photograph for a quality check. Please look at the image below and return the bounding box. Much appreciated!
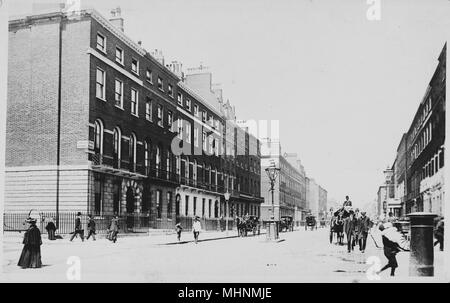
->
[0,0,449,285]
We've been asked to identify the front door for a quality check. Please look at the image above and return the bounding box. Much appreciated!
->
[126,187,135,230]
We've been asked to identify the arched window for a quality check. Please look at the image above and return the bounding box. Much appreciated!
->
[94,119,104,154]
[113,127,121,168]
[129,133,136,171]
[144,139,151,175]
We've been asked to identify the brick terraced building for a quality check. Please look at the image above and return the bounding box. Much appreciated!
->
[4,8,263,230]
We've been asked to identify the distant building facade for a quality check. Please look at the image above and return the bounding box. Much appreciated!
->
[380,43,445,218]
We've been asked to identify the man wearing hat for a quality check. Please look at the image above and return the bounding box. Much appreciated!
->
[357,211,373,253]
[192,216,202,244]
[70,212,84,242]
[18,214,42,269]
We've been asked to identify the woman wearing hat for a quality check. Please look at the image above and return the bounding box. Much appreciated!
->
[18,216,42,269]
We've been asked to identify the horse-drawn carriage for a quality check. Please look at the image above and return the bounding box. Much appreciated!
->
[305,215,316,231]
[236,216,260,237]
[279,216,294,232]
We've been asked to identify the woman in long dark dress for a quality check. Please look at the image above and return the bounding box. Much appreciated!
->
[18,217,42,269]
[45,217,57,240]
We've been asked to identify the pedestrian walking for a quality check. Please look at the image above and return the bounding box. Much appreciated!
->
[357,211,373,253]
[18,216,42,269]
[175,222,183,242]
[108,215,119,243]
[376,222,409,277]
[70,212,84,242]
[193,216,202,244]
[45,217,57,241]
[343,210,357,253]
[86,214,96,241]
[434,217,444,251]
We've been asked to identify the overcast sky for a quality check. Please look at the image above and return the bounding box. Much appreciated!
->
[7,0,450,209]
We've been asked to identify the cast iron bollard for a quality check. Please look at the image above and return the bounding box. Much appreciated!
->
[407,212,437,276]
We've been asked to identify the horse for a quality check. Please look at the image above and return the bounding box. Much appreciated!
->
[330,215,344,245]
[236,217,248,237]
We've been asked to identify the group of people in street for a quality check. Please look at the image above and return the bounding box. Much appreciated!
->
[333,196,374,253]
[69,212,120,243]
[334,196,410,277]
[18,212,121,269]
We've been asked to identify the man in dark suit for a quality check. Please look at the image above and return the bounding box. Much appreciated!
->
[70,212,84,242]
[357,211,372,253]
[343,211,357,253]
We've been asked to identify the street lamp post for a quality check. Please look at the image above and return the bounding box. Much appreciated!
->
[224,191,231,236]
[265,164,280,241]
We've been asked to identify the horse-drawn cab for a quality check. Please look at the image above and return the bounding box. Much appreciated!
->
[236,216,260,237]
[279,216,294,232]
[305,215,316,231]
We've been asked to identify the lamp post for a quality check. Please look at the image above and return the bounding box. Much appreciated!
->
[265,164,280,240]
[224,191,230,236]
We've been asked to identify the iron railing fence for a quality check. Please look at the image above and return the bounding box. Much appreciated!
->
[4,212,238,234]
[4,212,151,234]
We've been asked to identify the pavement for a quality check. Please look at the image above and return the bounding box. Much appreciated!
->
[1,227,446,283]
[2,228,261,245]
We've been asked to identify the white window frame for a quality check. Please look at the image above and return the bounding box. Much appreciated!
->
[113,127,121,161]
[177,92,183,105]
[144,140,150,172]
[168,110,173,131]
[131,58,139,75]
[115,46,124,65]
[158,77,164,91]
[194,104,199,117]
[96,32,106,53]
[168,84,174,97]
[145,99,152,121]
[129,133,137,166]
[202,131,207,151]
[96,67,106,101]
[177,119,183,139]
[186,99,191,111]
[146,69,153,83]
[186,121,191,144]
[131,88,139,116]
[194,127,199,147]
[202,111,206,122]
[114,79,123,108]
[94,119,104,154]
[157,104,164,127]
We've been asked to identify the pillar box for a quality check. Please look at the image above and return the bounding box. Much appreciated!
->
[407,212,437,276]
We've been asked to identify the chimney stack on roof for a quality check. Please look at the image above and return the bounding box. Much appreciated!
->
[168,61,184,79]
[109,7,124,32]
[151,49,165,66]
